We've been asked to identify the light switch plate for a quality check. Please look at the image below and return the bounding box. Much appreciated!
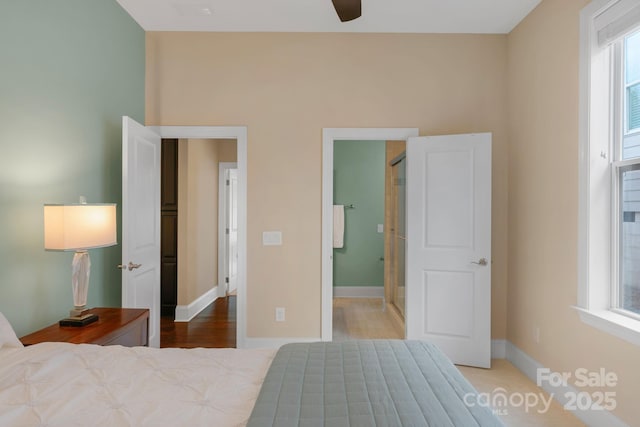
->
[263,231,282,246]
[377,224,384,233]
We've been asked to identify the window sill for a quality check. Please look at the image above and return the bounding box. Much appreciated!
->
[573,306,640,347]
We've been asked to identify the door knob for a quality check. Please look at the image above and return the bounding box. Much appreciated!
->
[127,262,142,271]
[471,258,488,266]
[117,262,142,271]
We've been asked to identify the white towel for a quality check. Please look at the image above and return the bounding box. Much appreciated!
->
[333,205,345,248]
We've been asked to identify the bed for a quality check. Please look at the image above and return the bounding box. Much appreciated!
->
[0,313,503,426]
[248,341,503,427]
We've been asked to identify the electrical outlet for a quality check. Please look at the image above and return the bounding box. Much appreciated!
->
[275,307,285,322]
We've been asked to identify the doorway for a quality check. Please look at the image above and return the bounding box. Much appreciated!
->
[330,139,408,341]
[150,125,248,348]
[160,138,238,347]
[332,140,389,340]
[321,128,419,341]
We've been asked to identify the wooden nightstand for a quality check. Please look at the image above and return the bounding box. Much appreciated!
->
[20,307,149,347]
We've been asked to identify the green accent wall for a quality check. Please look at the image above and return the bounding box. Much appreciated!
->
[333,141,385,287]
[0,1,145,336]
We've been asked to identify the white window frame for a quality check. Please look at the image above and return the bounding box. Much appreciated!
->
[577,0,640,346]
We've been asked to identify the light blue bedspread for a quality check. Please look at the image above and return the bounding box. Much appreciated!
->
[247,340,504,427]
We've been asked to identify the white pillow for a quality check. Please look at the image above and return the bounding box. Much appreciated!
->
[0,312,23,349]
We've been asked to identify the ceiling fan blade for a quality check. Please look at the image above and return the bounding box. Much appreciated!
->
[331,0,361,22]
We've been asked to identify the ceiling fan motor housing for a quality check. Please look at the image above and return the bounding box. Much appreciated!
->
[332,0,361,22]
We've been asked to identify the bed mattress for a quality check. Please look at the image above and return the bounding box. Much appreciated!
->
[247,340,503,427]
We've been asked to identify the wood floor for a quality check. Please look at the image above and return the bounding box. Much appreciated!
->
[460,361,584,426]
[160,295,236,348]
[160,296,584,426]
[334,298,584,427]
[333,297,404,341]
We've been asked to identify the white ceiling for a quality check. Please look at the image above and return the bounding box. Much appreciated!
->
[116,0,541,34]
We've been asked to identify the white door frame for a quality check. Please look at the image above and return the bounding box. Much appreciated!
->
[321,128,419,341]
[150,126,248,349]
[218,162,238,298]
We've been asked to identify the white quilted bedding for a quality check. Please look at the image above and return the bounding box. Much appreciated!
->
[0,342,276,427]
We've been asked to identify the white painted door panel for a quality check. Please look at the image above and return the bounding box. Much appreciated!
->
[406,133,492,368]
[122,116,161,348]
[228,169,239,293]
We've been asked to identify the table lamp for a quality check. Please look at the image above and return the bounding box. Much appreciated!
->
[44,199,117,326]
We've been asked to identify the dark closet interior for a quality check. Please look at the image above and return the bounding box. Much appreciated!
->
[161,139,178,316]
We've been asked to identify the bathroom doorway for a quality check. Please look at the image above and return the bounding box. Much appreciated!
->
[331,139,407,341]
[321,127,419,342]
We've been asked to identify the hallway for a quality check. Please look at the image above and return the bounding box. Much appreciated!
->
[160,296,236,348]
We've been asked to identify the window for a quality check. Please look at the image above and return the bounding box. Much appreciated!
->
[578,0,640,346]
[617,31,640,317]
[626,32,640,135]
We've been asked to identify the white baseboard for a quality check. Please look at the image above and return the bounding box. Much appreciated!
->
[333,286,384,298]
[174,286,218,322]
[505,341,628,427]
[491,339,507,359]
[243,337,321,349]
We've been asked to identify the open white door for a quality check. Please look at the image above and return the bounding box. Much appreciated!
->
[227,169,239,294]
[405,133,492,368]
[218,163,238,297]
[121,116,161,348]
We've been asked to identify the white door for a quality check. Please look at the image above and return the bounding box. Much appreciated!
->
[405,133,492,368]
[121,116,161,348]
[218,163,238,297]
[227,169,239,294]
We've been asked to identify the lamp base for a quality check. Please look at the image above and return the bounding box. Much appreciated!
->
[59,313,99,327]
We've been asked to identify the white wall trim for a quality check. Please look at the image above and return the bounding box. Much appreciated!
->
[505,341,628,427]
[151,125,248,348]
[333,286,384,298]
[574,306,640,347]
[175,286,218,322]
[321,128,420,342]
[243,337,321,349]
[491,339,507,359]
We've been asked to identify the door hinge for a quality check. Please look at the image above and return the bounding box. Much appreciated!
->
[225,228,230,235]
[225,277,229,284]
[226,179,230,186]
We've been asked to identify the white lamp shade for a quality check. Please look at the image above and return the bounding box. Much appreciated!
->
[44,204,117,251]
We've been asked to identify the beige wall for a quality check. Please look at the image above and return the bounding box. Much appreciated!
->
[146,7,640,423]
[177,138,237,306]
[507,0,640,423]
[147,32,509,339]
[217,139,238,162]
